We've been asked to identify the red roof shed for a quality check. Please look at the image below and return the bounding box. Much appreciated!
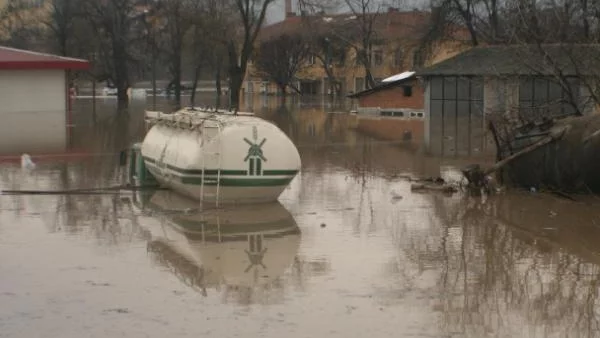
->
[0,46,90,70]
[0,46,91,156]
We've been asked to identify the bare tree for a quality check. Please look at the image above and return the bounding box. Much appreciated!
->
[343,0,385,89]
[253,33,311,95]
[44,0,78,56]
[82,0,144,103]
[156,0,194,107]
[187,0,230,106]
[187,0,209,107]
[298,0,389,90]
[311,34,348,97]
[226,0,277,110]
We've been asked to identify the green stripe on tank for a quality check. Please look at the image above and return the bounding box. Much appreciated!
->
[142,156,298,177]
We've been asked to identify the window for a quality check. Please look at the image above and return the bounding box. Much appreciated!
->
[381,111,404,117]
[394,48,404,67]
[355,77,365,92]
[373,50,383,66]
[307,54,315,65]
[412,49,423,68]
[403,85,412,97]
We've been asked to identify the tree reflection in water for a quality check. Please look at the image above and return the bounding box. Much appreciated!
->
[393,192,600,337]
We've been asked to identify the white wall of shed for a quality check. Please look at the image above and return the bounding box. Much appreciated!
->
[0,69,66,114]
[0,69,67,154]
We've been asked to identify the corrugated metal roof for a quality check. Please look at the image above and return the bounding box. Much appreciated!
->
[417,44,600,77]
[0,46,90,70]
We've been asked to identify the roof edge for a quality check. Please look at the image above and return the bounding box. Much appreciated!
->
[0,45,90,63]
[347,74,416,98]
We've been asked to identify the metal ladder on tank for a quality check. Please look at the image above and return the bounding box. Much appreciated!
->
[199,119,222,211]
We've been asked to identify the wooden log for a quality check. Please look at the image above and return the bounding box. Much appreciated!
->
[410,183,458,194]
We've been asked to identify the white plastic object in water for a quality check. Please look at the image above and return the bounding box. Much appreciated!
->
[21,154,36,170]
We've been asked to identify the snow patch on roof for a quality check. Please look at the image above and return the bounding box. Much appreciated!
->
[382,71,415,83]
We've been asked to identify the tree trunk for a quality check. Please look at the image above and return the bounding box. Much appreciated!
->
[173,59,182,109]
[277,83,287,96]
[215,94,222,110]
[364,68,375,89]
[59,34,68,56]
[582,0,590,39]
[190,64,202,107]
[228,67,243,110]
[171,34,183,108]
[489,0,498,41]
[215,64,222,97]
[113,42,129,104]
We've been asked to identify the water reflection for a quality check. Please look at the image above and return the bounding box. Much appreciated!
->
[0,111,68,156]
[4,97,600,337]
[393,192,600,337]
[129,190,301,304]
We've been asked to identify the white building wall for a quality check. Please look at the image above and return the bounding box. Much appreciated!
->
[0,69,67,154]
[0,69,66,114]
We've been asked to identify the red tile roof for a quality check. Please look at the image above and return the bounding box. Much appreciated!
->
[259,10,469,43]
[0,46,90,70]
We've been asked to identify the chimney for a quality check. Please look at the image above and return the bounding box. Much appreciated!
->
[285,0,295,17]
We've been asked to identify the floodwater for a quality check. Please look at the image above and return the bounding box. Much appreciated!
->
[1,95,600,338]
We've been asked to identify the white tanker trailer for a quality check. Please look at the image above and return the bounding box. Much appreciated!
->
[131,107,301,205]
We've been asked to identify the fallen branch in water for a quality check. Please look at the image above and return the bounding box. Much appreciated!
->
[483,125,569,177]
[463,125,570,190]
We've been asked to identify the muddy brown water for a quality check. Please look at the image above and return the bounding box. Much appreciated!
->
[1,96,600,338]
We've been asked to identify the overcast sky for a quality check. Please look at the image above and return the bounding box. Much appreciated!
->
[265,0,286,24]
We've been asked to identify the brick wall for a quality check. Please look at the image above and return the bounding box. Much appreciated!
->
[358,80,424,110]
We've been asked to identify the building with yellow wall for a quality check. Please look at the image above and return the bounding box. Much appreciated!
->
[246,7,470,97]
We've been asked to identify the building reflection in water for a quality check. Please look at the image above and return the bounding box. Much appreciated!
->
[129,190,301,305]
[0,110,68,156]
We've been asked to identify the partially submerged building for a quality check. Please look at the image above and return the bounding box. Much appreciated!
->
[417,44,600,156]
[247,3,470,97]
[0,46,89,155]
[347,71,425,142]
